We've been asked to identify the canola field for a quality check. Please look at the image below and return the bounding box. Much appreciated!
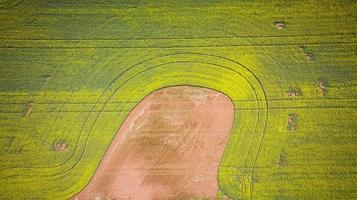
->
[0,0,356,199]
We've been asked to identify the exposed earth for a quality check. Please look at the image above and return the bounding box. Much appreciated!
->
[73,86,234,200]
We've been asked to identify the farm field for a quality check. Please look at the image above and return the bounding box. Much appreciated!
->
[0,0,356,199]
[74,86,235,199]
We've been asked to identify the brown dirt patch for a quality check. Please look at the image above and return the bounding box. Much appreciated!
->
[287,113,297,131]
[22,102,33,118]
[274,21,286,30]
[52,139,68,152]
[318,79,327,96]
[284,89,302,97]
[73,86,234,200]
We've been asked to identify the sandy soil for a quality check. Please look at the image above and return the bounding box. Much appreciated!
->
[73,86,234,200]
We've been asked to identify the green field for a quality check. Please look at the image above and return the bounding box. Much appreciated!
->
[0,0,356,199]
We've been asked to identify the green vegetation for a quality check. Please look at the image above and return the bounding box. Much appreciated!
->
[0,0,356,199]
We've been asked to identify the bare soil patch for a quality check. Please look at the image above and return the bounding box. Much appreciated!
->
[284,89,302,97]
[22,102,33,118]
[287,113,297,131]
[73,86,234,200]
[274,21,287,30]
[318,79,327,96]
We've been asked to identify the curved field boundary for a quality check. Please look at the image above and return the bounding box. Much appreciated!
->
[0,52,268,199]
[66,52,267,196]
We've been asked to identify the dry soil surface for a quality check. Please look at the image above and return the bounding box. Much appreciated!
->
[74,86,234,200]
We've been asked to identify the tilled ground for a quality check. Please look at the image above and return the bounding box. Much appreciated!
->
[74,86,234,200]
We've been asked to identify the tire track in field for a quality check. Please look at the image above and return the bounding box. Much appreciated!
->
[59,59,262,180]
[0,53,261,178]
[0,33,356,49]
[0,54,264,200]
[0,52,266,200]
[55,58,265,198]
